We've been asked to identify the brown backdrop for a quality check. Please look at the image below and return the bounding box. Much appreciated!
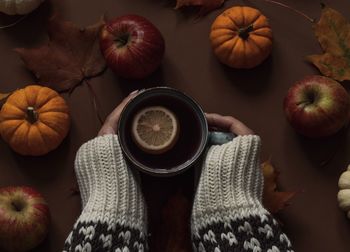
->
[1,0,350,251]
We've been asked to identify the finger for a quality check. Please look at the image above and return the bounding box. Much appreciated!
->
[205,113,254,135]
[102,90,139,133]
[98,126,115,136]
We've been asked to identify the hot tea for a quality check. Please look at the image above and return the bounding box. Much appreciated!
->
[123,93,203,170]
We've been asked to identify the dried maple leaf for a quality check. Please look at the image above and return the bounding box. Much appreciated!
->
[262,160,297,214]
[175,0,224,15]
[0,92,11,102]
[307,6,350,81]
[15,16,106,92]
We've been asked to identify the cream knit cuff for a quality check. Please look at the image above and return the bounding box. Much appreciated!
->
[192,135,267,231]
[74,134,147,232]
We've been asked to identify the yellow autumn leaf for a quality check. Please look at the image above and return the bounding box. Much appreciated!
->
[307,6,350,81]
[262,160,297,214]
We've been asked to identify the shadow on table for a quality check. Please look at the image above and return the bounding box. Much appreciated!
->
[292,126,349,176]
[116,62,168,96]
[12,132,72,184]
[277,209,306,250]
[336,208,350,251]
[0,1,52,46]
[216,55,274,95]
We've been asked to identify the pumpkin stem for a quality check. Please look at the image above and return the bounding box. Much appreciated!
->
[26,107,38,124]
[238,25,254,40]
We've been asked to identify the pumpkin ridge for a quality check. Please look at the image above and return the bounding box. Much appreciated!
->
[244,10,261,27]
[10,122,30,155]
[224,15,240,31]
[250,33,273,42]
[37,120,61,135]
[247,37,263,53]
[30,125,49,153]
[37,97,69,114]
[37,110,68,115]
[214,28,237,34]
[5,101,26,113]
[240,6,245,28]
[37,117,66,136]
[0,120,24,142]
[36,121,62,142]
[251,15,270,30]
[6,89,28,112]
[1,103,26,119]
[24,86,40,107]
[251,26,273,37]
[228,37,240,61]
[252,25,271,31]
[212,32,238,48]
[35,87,59,109]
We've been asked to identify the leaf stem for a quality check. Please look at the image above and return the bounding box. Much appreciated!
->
[85,79,104,125]
[0,15,28,29]
[251,0,315,23]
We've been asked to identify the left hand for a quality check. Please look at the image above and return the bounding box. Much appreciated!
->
[98,90,139,136]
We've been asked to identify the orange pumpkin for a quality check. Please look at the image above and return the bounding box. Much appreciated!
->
[0,85,70,156]
[210,6,273,69]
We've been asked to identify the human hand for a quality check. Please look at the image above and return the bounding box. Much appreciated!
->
[205,113,254,135]
[98,90,139,136]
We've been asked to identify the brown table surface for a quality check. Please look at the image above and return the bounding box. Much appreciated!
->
[1,0,350,251]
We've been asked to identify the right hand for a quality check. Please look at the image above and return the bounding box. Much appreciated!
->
[205,113,254,135]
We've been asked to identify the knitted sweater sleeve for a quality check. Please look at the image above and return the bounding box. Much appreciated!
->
[62,134,148,252]
[191,135,294,252]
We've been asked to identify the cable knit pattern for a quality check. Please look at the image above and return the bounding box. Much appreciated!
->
[191,135,294,252]
[63,134,147,252]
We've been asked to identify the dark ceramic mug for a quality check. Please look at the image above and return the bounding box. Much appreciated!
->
[118,87,235,176]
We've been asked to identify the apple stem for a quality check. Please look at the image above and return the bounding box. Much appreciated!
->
[26,107,38,124]
[11,201,23,212]
[307,92,316,104]
[115,34,130,48]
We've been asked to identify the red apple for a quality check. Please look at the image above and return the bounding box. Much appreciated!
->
[100,15,165,79]
[284,75,350,138]
[0,186,50,251]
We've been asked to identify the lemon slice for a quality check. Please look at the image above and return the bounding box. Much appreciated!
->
[131,106,179,154]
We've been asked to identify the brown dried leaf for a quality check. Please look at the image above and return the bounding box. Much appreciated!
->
[0,92,10,102]
[15,16,106,92]
[262,160,297,214]
[307,6,350,81]
[175,0,225,15]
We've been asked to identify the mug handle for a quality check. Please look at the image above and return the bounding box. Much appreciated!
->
[208,131,236,146]
[193,131,236,188]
